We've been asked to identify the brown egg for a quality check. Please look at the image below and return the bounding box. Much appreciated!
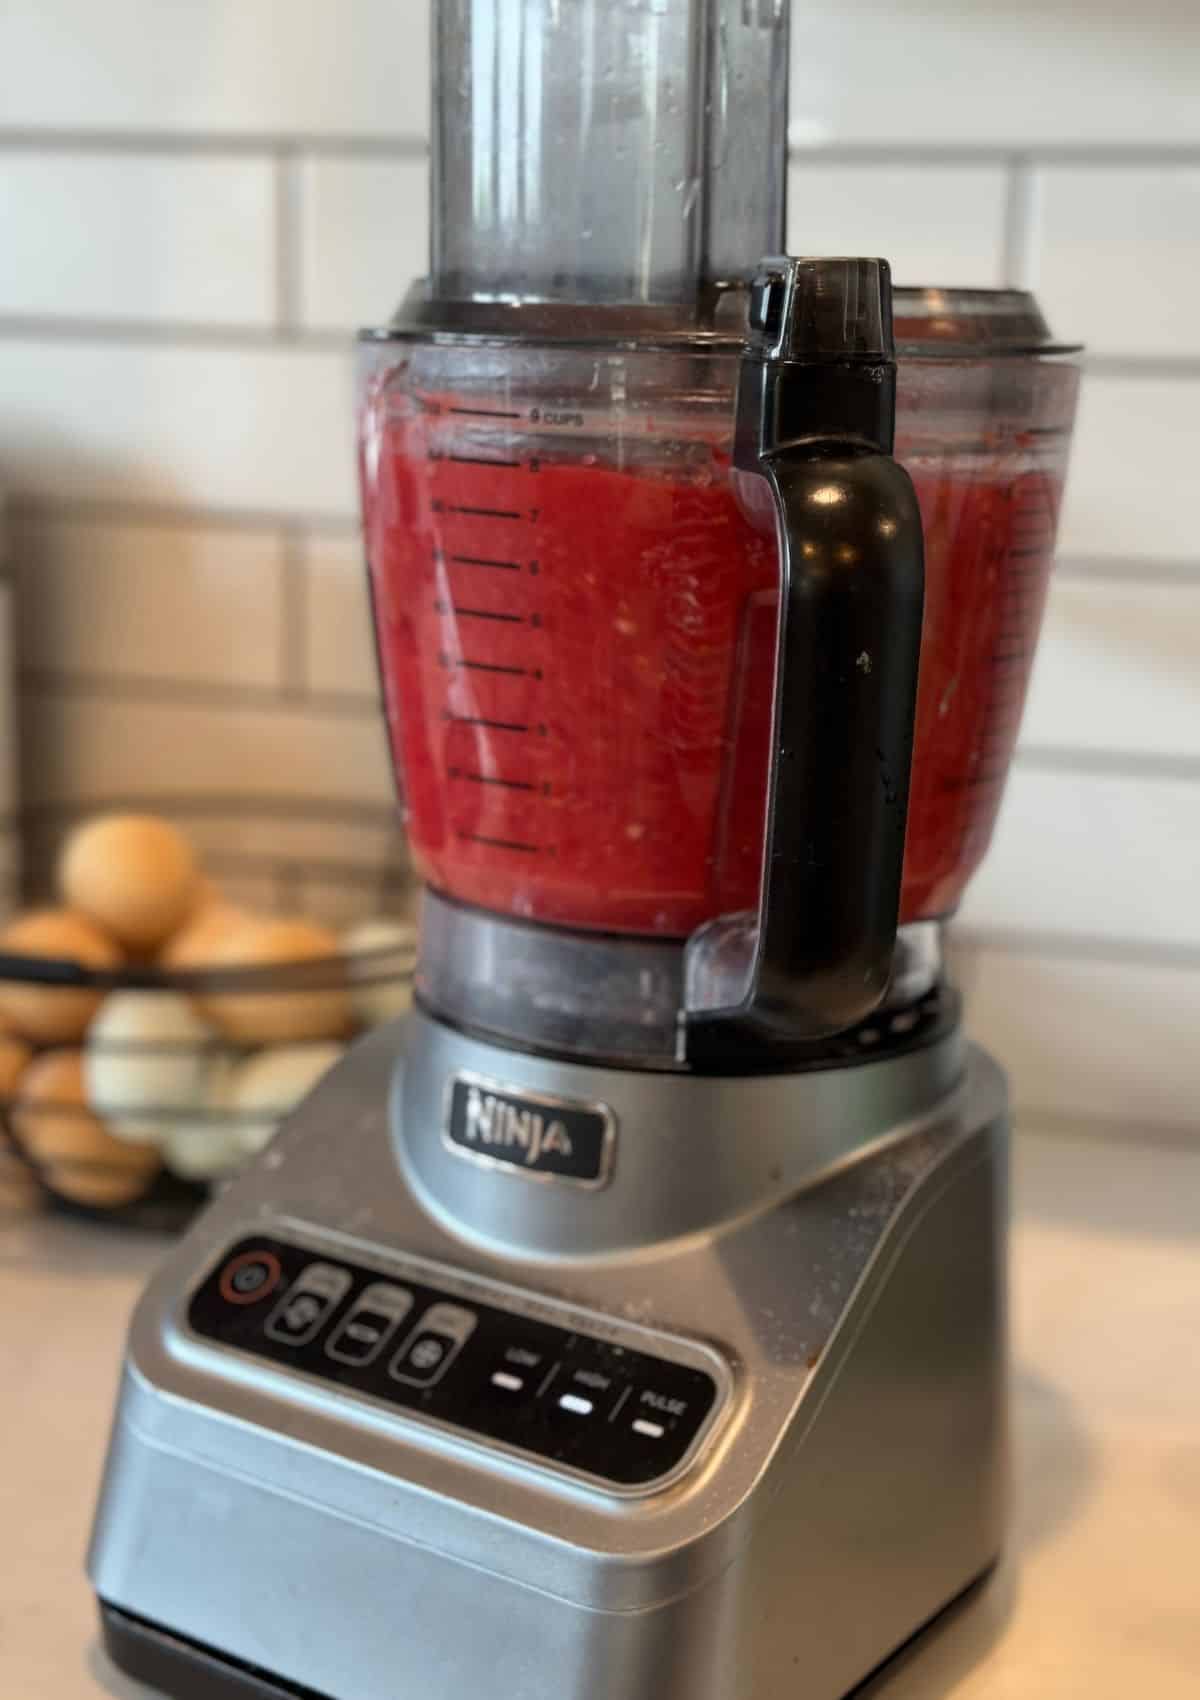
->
[0,1031,38,1209]
[0,1033,32,1098]
[188,874,222,911]
[0,1142,44,1214]
[160,897,250,971]
[0,908,122,1043]
[202,917,351,1044]
[12,1050,160,1209]
[60,813,199,951]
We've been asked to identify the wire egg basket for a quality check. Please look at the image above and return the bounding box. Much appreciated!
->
[0,796,417,1231]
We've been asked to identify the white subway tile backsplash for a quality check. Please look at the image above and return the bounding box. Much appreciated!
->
[1031,165,1200,357]
[960,766,1200,951]
[164,808,410,921]
[791,3,1200,147]
[12,514,285,687]
[302,534,378,698]
[0,152,275,326]
[967,948,1200,1130]
[298,875,415,930]
[787,163,1008,287]
[0,0,429,136]
[6,0,1194,151]
[177,809,402,877]
[299,157,427,333]
[22,692,393,808]
[202,871,293,914]
[1057,377,1198,565]
[0,341,356,517]
[1022,575,1200,761]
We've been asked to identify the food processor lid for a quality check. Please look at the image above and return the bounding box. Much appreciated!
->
[893,287,1081,357]
[370,280,1081,360]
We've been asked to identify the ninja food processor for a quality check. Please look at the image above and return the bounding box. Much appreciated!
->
[88,4,1080,1697]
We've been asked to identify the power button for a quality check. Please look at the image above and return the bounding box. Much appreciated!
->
[218,1250,283,1306]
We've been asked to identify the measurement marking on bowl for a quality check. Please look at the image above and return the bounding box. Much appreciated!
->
[447,505,522,521]
[458,773,538,793]
[446,715,531,734]
[448,555,523,572]
[457,832,540,854]
[449,407,520,420]
[449,607,526,624]
[454,662,535,681]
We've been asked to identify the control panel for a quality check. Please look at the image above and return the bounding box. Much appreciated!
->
[188,1235,724,1490]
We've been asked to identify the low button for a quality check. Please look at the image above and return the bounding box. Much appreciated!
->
[484,1342,557,1406]
[499,1343,547,1375]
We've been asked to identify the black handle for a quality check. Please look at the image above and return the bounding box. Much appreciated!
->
[684,258,925,1065]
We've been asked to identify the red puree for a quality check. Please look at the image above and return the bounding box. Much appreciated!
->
[365,414,1059,935]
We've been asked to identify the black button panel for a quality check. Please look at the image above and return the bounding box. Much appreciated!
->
[189,1236,723,1490]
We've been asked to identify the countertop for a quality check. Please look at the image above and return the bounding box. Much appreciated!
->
[2,1126,1198,1699]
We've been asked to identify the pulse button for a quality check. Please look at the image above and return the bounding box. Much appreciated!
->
[626,1382,704,1449]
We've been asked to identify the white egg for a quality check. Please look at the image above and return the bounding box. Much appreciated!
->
[85,990,218,1145]
[341,918,416,1029]
[226,1042,345,1157]
[159,1058,241,1181]
[161,1120,246,1182]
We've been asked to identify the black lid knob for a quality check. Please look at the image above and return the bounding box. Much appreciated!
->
[747,256,895,362]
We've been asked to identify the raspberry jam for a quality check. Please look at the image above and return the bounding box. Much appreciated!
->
[364,397,1062,937]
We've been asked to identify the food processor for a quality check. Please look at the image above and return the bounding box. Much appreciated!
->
[88,4,1080,1697]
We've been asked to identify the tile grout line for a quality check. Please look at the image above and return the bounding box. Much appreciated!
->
[4,321,1200,379]
[18,666,379,718]
[1054,556,1200,586]
[273,145,303,337]
[279,524,309,700]
[1011,1108,1200,1150]
[2,129,1200,166]
[1014,744,1200,784]
[0,129,431,158]
[10,495,359,536]
[0,317,350,350]
[1000,153,1037,289]
[950,924,1200,973]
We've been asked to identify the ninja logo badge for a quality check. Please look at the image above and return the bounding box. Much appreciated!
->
[444,1077,614,1187]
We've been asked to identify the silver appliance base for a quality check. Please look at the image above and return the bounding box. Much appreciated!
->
[89,1018,1009,1700]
